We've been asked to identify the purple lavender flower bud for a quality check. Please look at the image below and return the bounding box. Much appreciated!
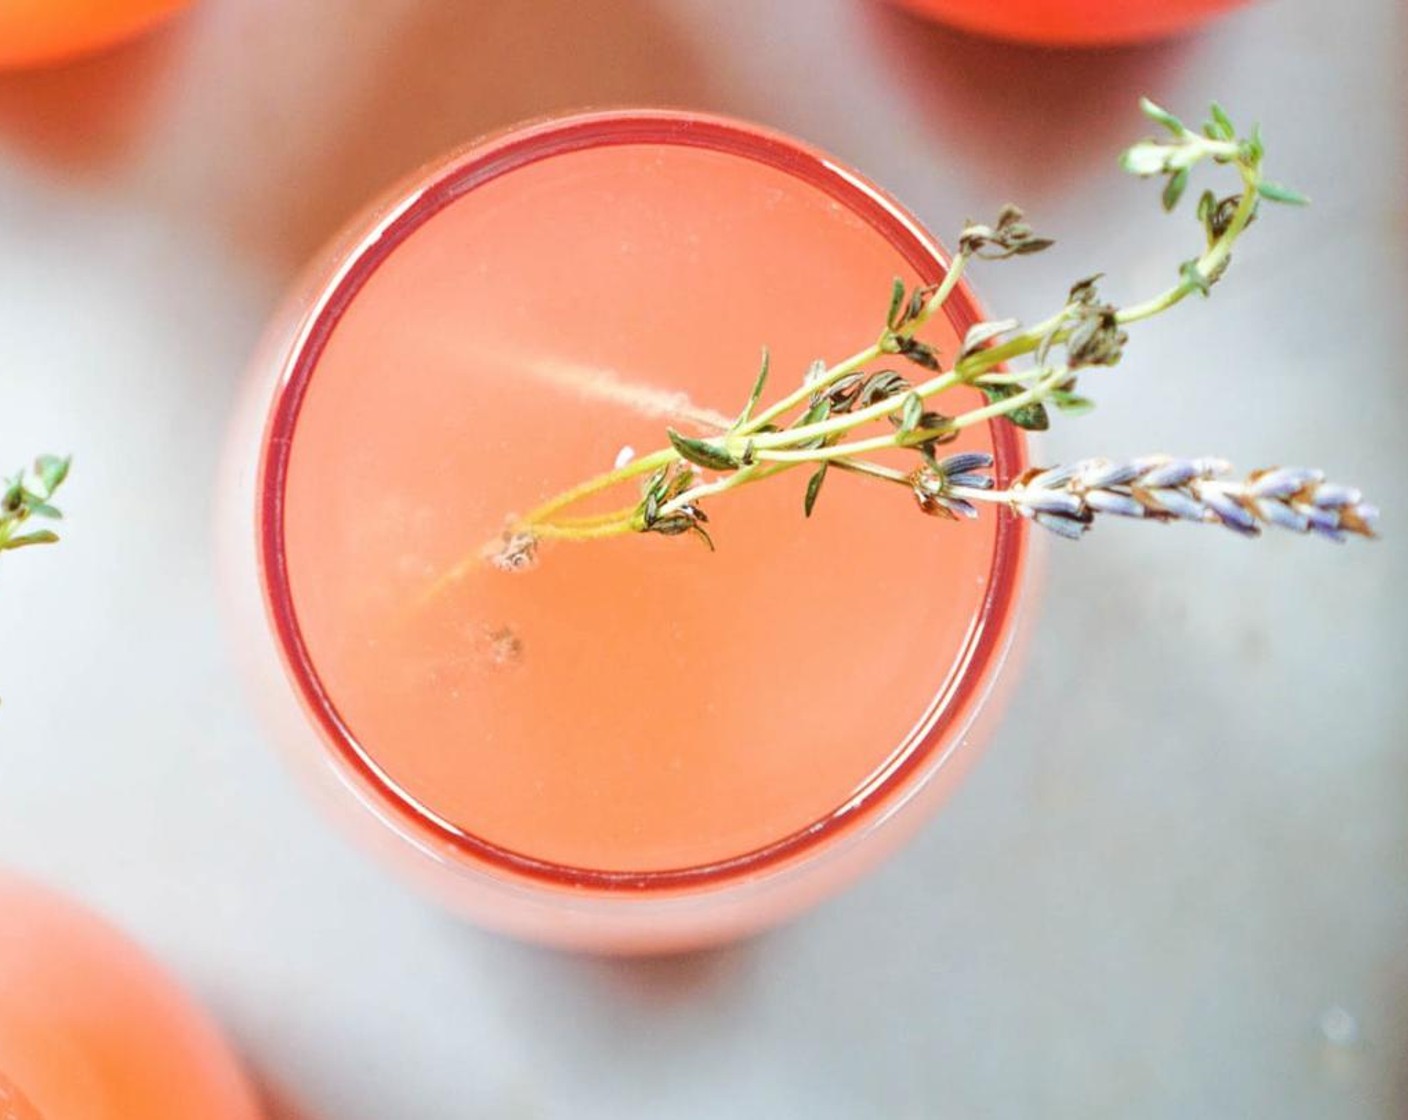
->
[1019,489,1085,516]
[1302,504,1346,542]
[1249,467,1323,500]
[1200,490,1260,536]
[1255,498,1310,533]
[1140,458,1202,488]
[1028,464,1079,489]
[1031,511,1091,540]
[937,452,995,478]
[947,473,995,491]
[1077,459,1142,489]
[1311,483,1362,509]
[1145,488,1206,521]
[1084,490,1145,518]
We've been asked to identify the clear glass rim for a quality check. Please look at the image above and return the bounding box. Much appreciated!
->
[257,108,1029,893]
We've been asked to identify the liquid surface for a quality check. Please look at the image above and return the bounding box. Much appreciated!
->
[281,138,1002,872]
[0,872,259,1120]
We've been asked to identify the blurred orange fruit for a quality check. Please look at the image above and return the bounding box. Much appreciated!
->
[887,0,1251,45]
[0,870,261,1120]
[0,0,190,69]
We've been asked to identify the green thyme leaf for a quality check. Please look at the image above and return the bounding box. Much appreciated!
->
[735,348,770,428]
[35,455,70,495]
[1139,97,1185,136]
[1162,167,1190,211]
[648,513,693,535]
[821,373,866,413]
[643,466,668,492]
[1009,401,1050,431]
[960,318,1020,359]
[1,454,70,558]
[899,392,923,434]
[667,430,739,471]
[795,398,833,450]
[1207,101,1235,141]
[804,462,828,518]
[1246,122,1265,164]
[857,371,909,409]
[1050,390,1096,415]
[4,530,59,549]
[958,205,1053,259]
[896,337,941,371]
[799,398,831,426]
[981,382,1049,431]
[916,412,957,448]
[665,465,696,501]
[886,277,907,330]
[907,285,932,324]
[1257,180,1309,205]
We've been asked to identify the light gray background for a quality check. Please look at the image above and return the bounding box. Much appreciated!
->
[1,1,1404,1117]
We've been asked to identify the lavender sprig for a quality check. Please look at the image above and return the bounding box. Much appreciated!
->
[922,453,1378,542]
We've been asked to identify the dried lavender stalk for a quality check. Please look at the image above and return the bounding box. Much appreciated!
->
[920,453,1378,543]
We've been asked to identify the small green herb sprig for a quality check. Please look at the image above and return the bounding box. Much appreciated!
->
[1,455,70,555]
[467,99,1372,579]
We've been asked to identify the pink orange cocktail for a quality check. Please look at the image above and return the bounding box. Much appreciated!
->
[223,111,1030,952]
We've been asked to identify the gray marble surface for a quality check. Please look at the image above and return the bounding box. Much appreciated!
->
[1,1,1404,1116]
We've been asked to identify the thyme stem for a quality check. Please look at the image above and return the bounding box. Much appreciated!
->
[435,99,1345,580]
[514,448,675,525]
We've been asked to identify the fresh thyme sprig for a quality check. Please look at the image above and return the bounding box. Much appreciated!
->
[469,99,1371,577]
[1,455,70,555]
